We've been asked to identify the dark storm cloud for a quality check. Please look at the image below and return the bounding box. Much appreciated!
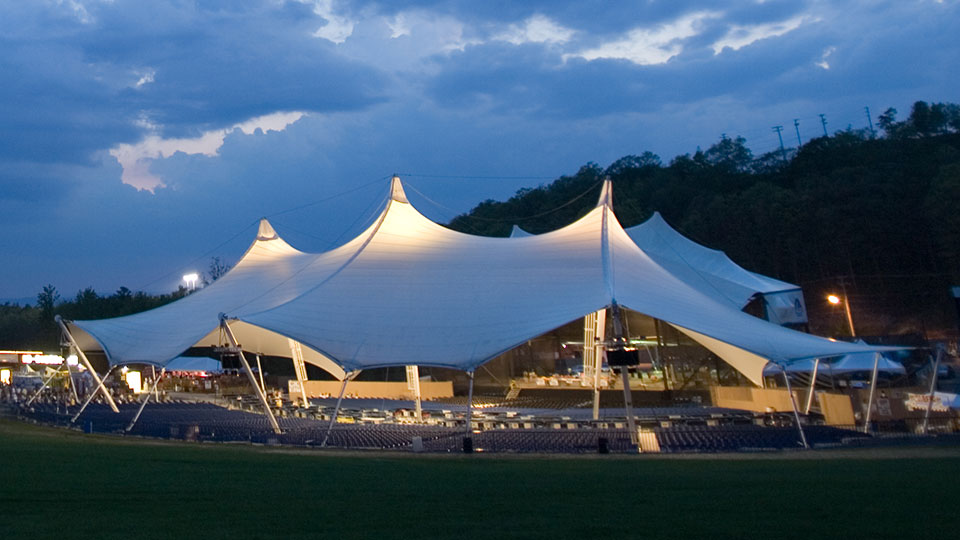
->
[0,0,388,161]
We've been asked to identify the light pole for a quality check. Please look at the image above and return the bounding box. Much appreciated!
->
[183,272,199,291]
[827,292,856,337]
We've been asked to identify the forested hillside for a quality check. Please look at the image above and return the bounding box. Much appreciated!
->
[448,101,960,339]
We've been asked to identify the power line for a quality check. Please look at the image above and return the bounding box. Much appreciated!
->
[265,175,391,219]
[405,178,605,224]
[133,218,260,292]
[397,173,557,181]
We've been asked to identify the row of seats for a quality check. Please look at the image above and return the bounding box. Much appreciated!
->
[18,401,865,453]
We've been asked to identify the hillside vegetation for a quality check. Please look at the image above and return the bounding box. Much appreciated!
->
[448,101,960,339]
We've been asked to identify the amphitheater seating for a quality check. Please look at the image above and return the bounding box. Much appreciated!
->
[15,398,867,454]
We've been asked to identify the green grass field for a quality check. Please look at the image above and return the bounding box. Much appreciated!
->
[1,419,959,540]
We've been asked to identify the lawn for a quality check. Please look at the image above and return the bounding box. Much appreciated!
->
[1,419,958,539]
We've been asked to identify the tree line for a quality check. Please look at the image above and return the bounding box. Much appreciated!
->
[448,101,960,338]
[1,258,231,351]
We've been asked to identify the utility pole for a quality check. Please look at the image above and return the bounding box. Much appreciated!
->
[838,277,856,337]
[793,119,802,147]
[819,114,828,137]
[865,106,876,137]
[772,125,786,161]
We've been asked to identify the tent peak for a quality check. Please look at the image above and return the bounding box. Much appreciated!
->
[390,176,409,204]
[257,218,279,241]
[509,224,532,238]
[596,177,613,208]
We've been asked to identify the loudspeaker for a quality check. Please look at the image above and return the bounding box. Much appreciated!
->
[607,348,640,367]
[598,437,609,454]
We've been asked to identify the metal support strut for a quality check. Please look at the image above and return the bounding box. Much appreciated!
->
[780,365,809,449]
[219,315,281,434]
[863,352,880,434]
[126,367,165,432]
[465,370,475,444]
[610,303,639,451]
[922,347,944,435]
[72,366,118,424]
[55,316,119,413]
[321,371,359,447]
[803,358,820,415]
[24,357,71,407]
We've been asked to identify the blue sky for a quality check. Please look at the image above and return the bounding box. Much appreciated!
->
[2,0,958,301]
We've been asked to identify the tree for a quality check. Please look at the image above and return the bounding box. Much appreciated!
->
[703,135,753,173]
[925,163,960,279]
[37,285,59,322]
[605,152,662,176]
[207,256,232,283]
[878,107,899,136]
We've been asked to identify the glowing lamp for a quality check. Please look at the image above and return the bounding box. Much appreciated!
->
[827,295,841,305]
[183,272,200,290]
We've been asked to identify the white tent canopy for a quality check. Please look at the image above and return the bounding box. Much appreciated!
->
[69,177,897,387]
[68,219,347,379]
[762,353,907,376]
[624,213,807,325]
[512,211,807,326]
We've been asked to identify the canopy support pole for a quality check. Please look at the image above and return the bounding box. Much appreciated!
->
[65,360,79,403]
[584,310,606,420]
[780,365,809,449]
[321,371,358,447]
[610,304,639,451]
[288,339,310,407]
[863,352,880,434]
[56,316,119,413]
[151,365,159,401]
[406,365,422,422]
[219,316,281,434]
[24,357,71,407]
[654,319,671,390]
[71,366,118,424]
[126,367,165,432]
[620,366,639,450]
[804,358,820,414]
[465,370,475,439]
[63,342,79,403]
[922,347,944,435]
[255,354,266,393]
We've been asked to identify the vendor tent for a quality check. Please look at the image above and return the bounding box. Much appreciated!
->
[67,177,898,387]
[166,356,222,373]
[762,353,906,376]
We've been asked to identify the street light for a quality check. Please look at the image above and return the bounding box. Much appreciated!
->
[827,292,856,336]
[183,272,199,291]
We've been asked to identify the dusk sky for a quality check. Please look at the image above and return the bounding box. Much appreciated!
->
[2,0,958,303]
